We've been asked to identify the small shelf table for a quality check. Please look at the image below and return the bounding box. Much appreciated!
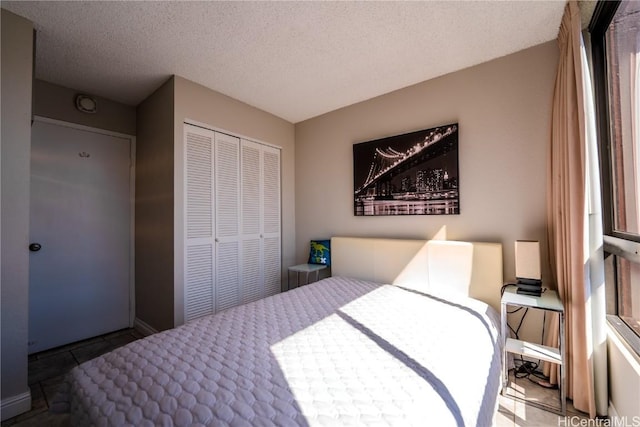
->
[287,264,327,289]
[501,286,566,415]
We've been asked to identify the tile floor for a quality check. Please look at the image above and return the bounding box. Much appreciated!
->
[1,328,143,427]
[497,370,590,426]
[3,333,590,427]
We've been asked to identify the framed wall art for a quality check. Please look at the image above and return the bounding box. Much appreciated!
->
[353,123,459,216]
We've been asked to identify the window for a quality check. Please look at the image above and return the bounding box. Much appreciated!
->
[591,0,640,348]
[606,1,640,236]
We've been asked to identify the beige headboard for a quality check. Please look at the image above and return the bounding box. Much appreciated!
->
[331,237,503,312]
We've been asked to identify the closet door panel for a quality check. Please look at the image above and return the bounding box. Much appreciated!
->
[264,236,281,296]
[216,241,240,312]
[263,145,281,296]
[215,133,240,238]
[241,142,261,236]
[242,239,262,303]
[186,130,213,240]
[262,147,281,236]
[215,132,241,311]
[184,126,215,321]
[241,140,263,303]
[185,244,214,320]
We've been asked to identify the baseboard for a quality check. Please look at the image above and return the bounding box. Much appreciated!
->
[1,390,31,422]
[609,401,618,418]
[133,317,158,337]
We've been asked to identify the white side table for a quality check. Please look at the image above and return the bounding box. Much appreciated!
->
[501,286,566,415]
[287,264,327,289]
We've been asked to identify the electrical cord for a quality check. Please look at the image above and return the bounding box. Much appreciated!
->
[500,283,516,296]
[503,284,557,389]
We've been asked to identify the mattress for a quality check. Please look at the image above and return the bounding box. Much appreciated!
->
[56,276,502,426]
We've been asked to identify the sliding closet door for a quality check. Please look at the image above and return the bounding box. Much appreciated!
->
[214,132,241,312]
[184,126,215,322]
[262,145,281,296]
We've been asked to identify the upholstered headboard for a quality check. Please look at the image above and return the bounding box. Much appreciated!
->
[331,237,503,312]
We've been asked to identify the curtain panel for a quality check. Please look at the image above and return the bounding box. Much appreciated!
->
[545,0,607,418]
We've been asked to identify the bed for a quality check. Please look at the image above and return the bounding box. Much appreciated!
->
[55,237,503,426]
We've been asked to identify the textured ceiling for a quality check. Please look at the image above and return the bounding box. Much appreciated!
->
[2,1,568,123]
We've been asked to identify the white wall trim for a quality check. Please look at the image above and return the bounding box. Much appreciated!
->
[128,133,137,328]
[0,390,31,422]
[33,115,135,140]
[134,317,159,336]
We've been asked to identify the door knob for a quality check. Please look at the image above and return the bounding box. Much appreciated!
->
[29,243,42,252]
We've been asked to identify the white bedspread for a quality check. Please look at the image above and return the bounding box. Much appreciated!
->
[57,276,502,426]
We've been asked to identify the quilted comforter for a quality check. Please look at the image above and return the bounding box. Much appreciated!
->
[56,276,502,426]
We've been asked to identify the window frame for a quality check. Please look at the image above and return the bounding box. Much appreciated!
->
[590,0,640,356]
[591,0,640,244]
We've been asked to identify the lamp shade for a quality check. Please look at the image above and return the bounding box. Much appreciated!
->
[515,240,541,280]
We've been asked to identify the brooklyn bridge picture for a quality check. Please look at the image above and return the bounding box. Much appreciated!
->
[353,123,459,216]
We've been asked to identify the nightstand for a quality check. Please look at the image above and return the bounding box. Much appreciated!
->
[501,285,566,415]
[287,264,327,289]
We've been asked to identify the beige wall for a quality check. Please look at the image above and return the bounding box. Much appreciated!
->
[135,77,175,332]
[173,76,295,326]
[295,41,558,343]
[1,9,33,420]
[33,79,136,135]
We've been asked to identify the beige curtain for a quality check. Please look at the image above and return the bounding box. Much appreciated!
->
[545,0,607,418]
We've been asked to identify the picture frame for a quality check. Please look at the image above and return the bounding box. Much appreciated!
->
[353,123,459,216]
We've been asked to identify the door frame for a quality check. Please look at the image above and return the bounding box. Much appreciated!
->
[31,116,136,327]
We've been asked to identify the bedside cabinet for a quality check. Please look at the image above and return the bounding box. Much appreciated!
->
[501,286,566,415]
[287,264,327,290]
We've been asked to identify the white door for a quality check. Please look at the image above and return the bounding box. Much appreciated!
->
[29,120,131,354]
